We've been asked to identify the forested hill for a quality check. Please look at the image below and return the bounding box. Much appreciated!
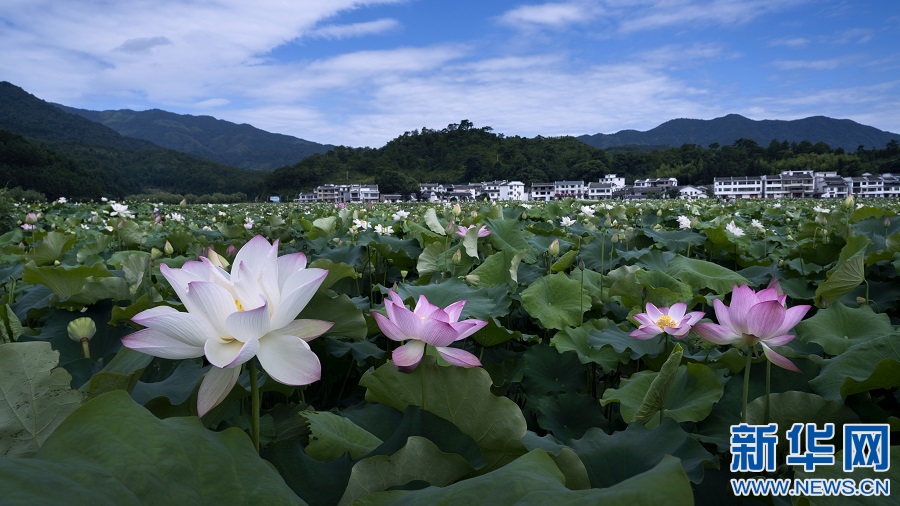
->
[264,119,900,196]
[578,114,900,152]
[57,105,334,171]
[0,82,262,200]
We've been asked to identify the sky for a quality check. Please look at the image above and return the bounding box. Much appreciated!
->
[2,0,899,148]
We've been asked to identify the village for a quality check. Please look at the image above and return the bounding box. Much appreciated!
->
[288,170,900,204]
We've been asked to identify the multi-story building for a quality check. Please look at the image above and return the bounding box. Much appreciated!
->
[634,177,678,188]
[678,186,708,199]
[882,174,900,198]
[294,192,316,203]
[848,173,885,197]
[763,171,815,198]
[499,181,526,201]
[530,182,555,201]
[713,176,764,199]
[586,182,615,200]
[315,184,341,203]
[554,180,584,199]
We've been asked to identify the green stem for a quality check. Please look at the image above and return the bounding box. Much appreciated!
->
[80,338,91,359]
[248,360,260,453]
[741,350,752,424]
[420,360,428,412]
[764,358,771,425]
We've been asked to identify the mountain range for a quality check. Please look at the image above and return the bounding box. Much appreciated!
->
[578,114,899,152]
[57,105,334,171]
[1,80,898,200]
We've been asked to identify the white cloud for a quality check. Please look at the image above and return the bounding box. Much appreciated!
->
[772,59,842,70]
[498,2,602,28]
[769,37,810,48]
[309,18,400,39]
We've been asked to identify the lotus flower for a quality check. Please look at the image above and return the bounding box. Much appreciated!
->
[693,284,810,372]
[630,302,704,339]
[455,225,490,238]
[123,235,333,416]
[373,290,488,369]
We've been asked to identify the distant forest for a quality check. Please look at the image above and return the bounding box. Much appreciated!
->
[263,120,900,197]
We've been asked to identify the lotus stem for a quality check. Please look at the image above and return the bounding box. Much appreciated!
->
[741,350,752,424]
[764,358,771,425]
[420,358,428,411]
[80,338,91,359]
[248,360,260,453]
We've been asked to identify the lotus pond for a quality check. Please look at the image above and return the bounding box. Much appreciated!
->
[1,196,898,505]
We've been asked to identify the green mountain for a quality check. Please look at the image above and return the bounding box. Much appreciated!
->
[578,114,900,152]
[0,82,263,200]
[57,106,334,171]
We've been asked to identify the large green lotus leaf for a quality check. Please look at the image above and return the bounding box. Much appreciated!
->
[309,259,360,291]
[0,303,24,344]
[0,458,140,505]
[745,391,859,453]
[471,317,528,347]
[117,220,148,247]
[303,410,383,461]
[553,319,660,364]
[357,450,693,506]
[571,418,716,486]
[468,249,523,286]
[76,233,114,263]
[601,362,724,428]
[368,405,484,469]
[312,216,338,236]
[415,241,445,277]
[22,261,114,299]
[535,391,609,442]
[263,440,353,506]
[461,224,481,258]
[793,448,899,506]
[550,249,578,272]
[339,436,473,506]
[632,344,683,426]
[25,230,75,266]
[66,275,132,306]
[81,346,153,399]
[809,334,900,401]
[609,268,694,309]
[814,235,869,307]
[521,273,590,329]
[325,337,386,361]
[0,342,83,457]
[642,228,706,253]
[795,302,893,355]
[520,433,592,490]
[298,291,367,340]
[360,357,528,473]
[119,251,151,295]
[25,391,303,504]
[486,217,531,255]
[394,279,512,321]
[551,324,629,370]
[340,402,404,441]
[665,255,749,294]
[423,207,446,235]
[521,343,587,397]
[131,360,205,406]
[578,233,617,272]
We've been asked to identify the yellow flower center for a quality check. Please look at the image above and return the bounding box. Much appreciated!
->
[235,299,244,312]
[656,315,677,330]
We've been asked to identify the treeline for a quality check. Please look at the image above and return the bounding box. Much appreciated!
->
[264,121,900,196]
[0,129,263,200]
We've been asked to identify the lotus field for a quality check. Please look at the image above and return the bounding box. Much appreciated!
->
[2,196,898,504]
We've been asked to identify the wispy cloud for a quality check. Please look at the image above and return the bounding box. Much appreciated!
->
[114,36,172,54]
[772,58,843,70]
[614,0,810,33]
[497,2,602,29]
[309,18,400,39]
[769,37,810,48]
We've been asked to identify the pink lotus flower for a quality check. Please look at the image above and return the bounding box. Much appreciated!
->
[693,284,811,372]
[123,235,333,416]
[455,225,491,238]
[630,302,704,339]
[373,290,488,369]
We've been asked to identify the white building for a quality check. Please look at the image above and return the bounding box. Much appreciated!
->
[294,192,316,203]
[634,177,678,188]
[677,186,708,200]
[601,174,626,188]
[554,180,585,199]
[586,182,615,200]
[763,171,815,199]
[713,176,764,199]
[499,181,526,201]
[530,183,555,201]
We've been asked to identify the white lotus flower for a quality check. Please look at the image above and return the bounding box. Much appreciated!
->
[751,219,764,230]
[677,215,692,230]
[123,236,333,416]
[560,216,576,227]
[725,220,745,237]
[391,210,409,221]
[580,206,595,218]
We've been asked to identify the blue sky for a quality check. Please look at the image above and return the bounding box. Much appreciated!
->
[1,1,898,147]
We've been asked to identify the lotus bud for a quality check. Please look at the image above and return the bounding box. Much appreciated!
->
[548,238,560,257]
[884,217,891,228]
[856,296,868,305]
[815,214,827,227]
[578,259,585,271]
[179,198,187,206]
[656,209,662,217]
[25,212,37,224]
[226,244,237,258]
[206,248,230,268]
[163,240,174,256]
[471,210,477,218]
[452,203,461,216]
[463,274,480,286]
[844,195,855,208]
[611,233,619,243]
[452,248,462,264]
[150,247,163,260]
[67,317,96,359]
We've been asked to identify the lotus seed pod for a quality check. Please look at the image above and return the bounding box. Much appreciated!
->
[856,297,867,305]
[68,317,97,359]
